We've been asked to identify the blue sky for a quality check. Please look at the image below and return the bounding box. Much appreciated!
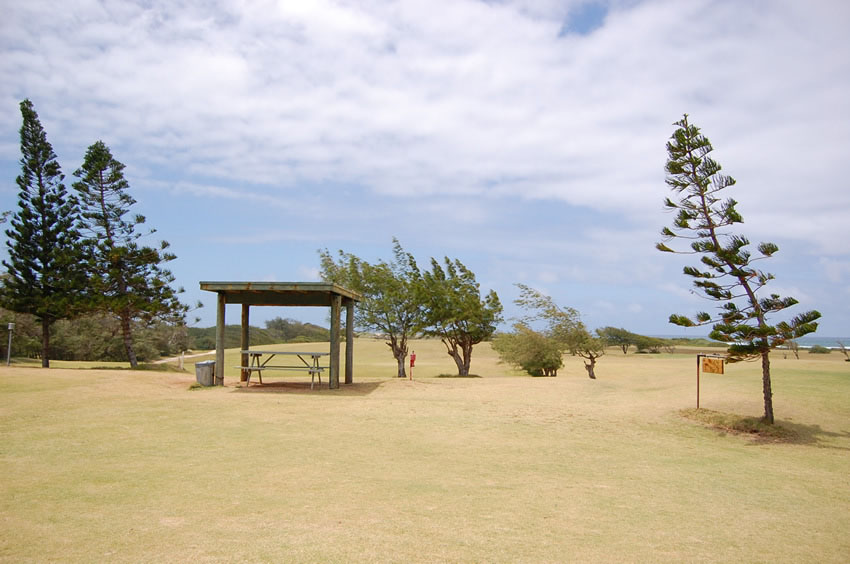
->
[1,0,849,336]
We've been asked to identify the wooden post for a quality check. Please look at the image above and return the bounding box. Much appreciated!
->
[696,354,702,409]
[241,304,250,382]
[215,293,226,386]
[330,294,341,389]
[345,299,354,385]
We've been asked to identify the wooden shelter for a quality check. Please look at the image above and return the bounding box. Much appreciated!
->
[199,282,360,388]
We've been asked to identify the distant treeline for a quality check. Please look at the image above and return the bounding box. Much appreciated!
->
[1,310,328,361]
[596,327,722,354]
[1,308,190,362]
[188,317,329,350]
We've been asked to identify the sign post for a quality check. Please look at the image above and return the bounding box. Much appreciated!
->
[696,353,725,409]
[6,323,14,366]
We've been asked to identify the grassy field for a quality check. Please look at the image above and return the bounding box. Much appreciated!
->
[1,339,848,563]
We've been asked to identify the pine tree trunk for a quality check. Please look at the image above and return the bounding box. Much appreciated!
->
[120,311,138,368]
[761,351,774,424]
[41,318,50,368]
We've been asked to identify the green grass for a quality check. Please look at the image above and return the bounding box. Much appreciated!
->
[1,340,849,562]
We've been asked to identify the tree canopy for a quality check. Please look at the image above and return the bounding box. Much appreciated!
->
[320,240,501,378]
[320,239,426,378]
[492,323,564,377]
[419,257,503,377]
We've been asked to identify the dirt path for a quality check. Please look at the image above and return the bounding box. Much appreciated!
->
[153,351,215,365]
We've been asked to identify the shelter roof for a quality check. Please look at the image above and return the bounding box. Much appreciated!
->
[200,281,361,307]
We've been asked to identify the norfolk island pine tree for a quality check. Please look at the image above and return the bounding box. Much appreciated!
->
[657,114,820,424]
[2,100,89,367]
[73,140,190,368]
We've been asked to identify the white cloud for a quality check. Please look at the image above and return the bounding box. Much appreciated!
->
[298,266,322,281]
[2,0,848,334]
[819,258,850,284]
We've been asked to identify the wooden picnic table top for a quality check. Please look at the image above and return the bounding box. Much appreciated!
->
[241,350,329,356]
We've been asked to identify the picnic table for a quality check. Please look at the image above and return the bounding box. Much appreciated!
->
[238,350,329,389]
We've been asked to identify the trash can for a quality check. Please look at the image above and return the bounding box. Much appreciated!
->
[195,360,216,386]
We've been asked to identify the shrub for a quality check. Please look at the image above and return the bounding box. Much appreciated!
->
[808,345,831,354]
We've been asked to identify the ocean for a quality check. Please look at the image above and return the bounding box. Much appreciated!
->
[653,334,850,349]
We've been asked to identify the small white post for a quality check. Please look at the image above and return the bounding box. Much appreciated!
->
[6,322,15,366]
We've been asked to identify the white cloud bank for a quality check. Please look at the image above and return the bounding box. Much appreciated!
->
[1,0,848,333]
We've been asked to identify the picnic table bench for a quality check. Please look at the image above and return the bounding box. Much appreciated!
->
[238,351,329,389]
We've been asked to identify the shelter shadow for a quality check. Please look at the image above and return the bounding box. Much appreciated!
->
[232,380,384,396]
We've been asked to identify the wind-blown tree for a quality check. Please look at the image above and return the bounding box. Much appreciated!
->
[657,114,820,424]
[596,326,634,354]
[513,284,603,379]
[572,329,606,379]
[419,257,502,377]
[837,341,849,362]
[2,99,88,367]
[73,140,189,368]
[319,240,426,378]
[787,339,800,360]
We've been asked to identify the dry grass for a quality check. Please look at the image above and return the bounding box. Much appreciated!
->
[1,340,848,563]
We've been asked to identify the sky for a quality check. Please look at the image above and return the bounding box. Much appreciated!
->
[1,0,849,337]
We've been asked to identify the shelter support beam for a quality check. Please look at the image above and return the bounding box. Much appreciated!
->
[345,299,354,384]
[330,294,341,389]
[241,305,250,382]
[215,293,225,386]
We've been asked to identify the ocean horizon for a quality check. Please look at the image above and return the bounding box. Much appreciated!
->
[651,334,850,349]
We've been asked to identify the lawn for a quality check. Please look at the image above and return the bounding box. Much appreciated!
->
[1,339,848,563]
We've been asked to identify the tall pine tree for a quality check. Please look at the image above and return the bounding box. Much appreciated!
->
[2,99,88,367]
[657,114,820,424]
[73,140,189,368]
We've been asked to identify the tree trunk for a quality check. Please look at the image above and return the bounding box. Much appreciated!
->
[41,317,50,368]
[120,311,138,368]
[761,350,774,424]
[442,338,470,377]
[443,340,469,378]
[450,349,466,376]
[388,337,407,378]
[395,353,407,378]
[584,357,596,379]
[461,342,473,376]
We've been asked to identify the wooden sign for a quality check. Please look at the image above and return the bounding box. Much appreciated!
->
[701,356,724,374]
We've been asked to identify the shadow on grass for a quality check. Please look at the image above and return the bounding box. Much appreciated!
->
[680,408,850,450]
[9,359,189,372]
[231,380,385,396]
[777,421,850,450]
[434,373,482,378]
[93,363,189,373]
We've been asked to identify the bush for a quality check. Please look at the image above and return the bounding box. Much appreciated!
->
[808,345,831,354]
[492,326,563,377]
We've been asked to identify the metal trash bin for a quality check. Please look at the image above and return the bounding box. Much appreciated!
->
[195,360,216,386]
